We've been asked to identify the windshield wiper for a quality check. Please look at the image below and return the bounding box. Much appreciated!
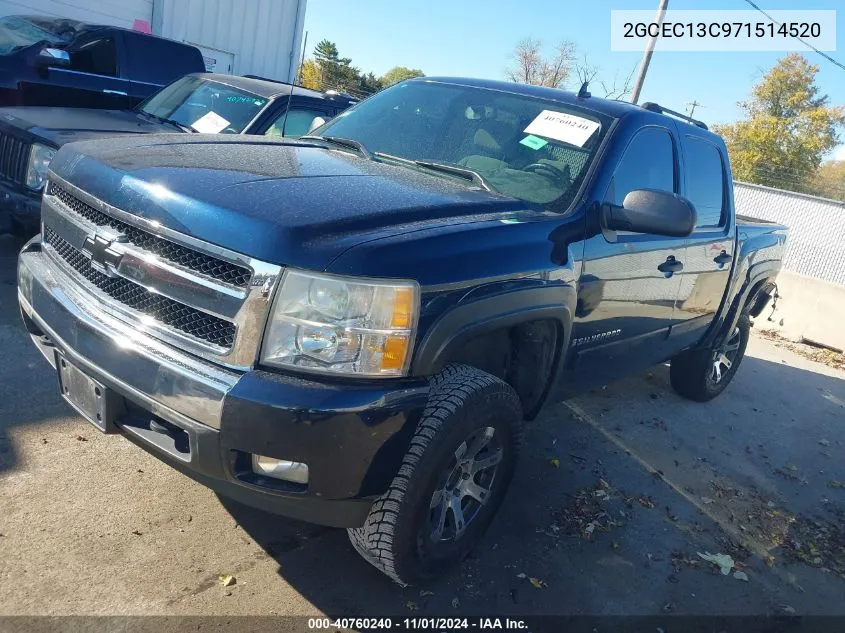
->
[373,152,492,191]
[300,135,372,159]
[138,111,198,133]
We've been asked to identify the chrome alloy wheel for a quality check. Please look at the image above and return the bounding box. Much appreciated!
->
[711,326,741,384]
[428,426,503,542]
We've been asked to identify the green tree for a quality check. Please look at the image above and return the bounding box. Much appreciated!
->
[311,39,359,92]
[380,66,424,87]
[713,54,844,193]
[811,160,845,201]
[356,72,384,96]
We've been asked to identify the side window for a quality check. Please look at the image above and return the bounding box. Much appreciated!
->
[69,37,117,77]
[606,127,675,206]
[684,137,725,228]
[265,108,329,137]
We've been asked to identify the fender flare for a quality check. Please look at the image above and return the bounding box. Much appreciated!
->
[410,286,575,377]
[703,262,781,348]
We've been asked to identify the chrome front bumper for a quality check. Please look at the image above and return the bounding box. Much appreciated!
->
[18,239,240,430]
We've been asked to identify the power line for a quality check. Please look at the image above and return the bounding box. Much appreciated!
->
[741,0,845,73]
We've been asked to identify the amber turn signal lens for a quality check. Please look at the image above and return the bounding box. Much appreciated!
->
[390,287,414,329]
[381,335,409,371]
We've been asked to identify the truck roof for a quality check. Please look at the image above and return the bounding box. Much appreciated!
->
[188,73,354,103]
[11,14,194,46]
[417,76,716,137]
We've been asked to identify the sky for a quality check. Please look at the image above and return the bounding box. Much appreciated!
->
[302,0,845,161]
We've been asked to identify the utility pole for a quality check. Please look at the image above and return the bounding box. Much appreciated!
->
[687,100,703,118]
[630,0,669,105]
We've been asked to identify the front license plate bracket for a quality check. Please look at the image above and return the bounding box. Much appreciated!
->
[56,354,123,433]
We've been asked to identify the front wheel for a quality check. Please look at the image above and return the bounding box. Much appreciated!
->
[670,314,751,402]
[348,365,523,585]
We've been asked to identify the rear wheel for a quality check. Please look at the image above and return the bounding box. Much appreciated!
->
[670,314,750,402]
[348,364,523,585]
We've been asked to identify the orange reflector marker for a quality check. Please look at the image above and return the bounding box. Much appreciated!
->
[381,335,409,371]
[390,287,415,329]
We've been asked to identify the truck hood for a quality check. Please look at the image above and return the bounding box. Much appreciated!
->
[47,134,537,269]
[0,107,171,146]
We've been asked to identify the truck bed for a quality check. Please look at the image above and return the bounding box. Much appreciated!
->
[737,214,783,227]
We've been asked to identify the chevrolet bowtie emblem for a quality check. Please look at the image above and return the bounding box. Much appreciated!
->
[81,231,127,277]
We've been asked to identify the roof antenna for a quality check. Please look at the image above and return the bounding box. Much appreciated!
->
[577,81,591,99]
[278,78,297,137]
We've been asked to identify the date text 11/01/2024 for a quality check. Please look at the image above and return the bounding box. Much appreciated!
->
[307,618,529,630]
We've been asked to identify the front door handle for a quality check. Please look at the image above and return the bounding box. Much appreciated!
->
[713,250,733,266]
[658,255,684,275]
[102,89,128,96]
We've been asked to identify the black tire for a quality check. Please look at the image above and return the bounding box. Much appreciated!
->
[670,314,751,402]
[348,364,523,586]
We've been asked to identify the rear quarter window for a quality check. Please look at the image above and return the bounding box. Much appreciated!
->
[684,136,726,228]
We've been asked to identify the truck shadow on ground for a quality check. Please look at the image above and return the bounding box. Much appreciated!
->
[222,351,845,616]
[0,235,73,474]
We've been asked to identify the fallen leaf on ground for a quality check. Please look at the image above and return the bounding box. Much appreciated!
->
[819,439,830,447]
[764,553,776,567]
[638,496,655,509]
[131,530,142,536]
[75,435,87,442]
[550,458,560,468]
[451,597,460,608]
[700,497,715,505]
[698,552,735,575]
[406,601,418,611]
[516,572,527,579]
[528,577,547,589]
[733,571,749,582]
[828,481,844,489]
[218,574,236,587]
[419,590,434,597]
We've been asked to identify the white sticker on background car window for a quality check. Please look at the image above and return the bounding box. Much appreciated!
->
[192,111,230,133]
[523,110,600,147]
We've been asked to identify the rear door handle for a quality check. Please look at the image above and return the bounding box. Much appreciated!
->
[658,255,683,275]
[713,250,733,266]
[102,89,127,96]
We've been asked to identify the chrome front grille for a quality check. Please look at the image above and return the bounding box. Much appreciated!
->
[40,174,282,369]
[0,132,29,184]
[44,227,237,348]
[48,182,253,287]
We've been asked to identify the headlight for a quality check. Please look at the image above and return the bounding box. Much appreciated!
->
[26,143,56,190]
[260,269,419,377]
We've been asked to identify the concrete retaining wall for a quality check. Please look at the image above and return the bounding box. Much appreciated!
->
[762,270,845,352]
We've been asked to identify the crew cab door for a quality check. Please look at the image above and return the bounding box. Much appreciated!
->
[567,123,686,393]
[26,30,131,109]
[669,133,736,347]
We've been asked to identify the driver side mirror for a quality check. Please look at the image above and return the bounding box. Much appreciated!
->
[602,189,696,237]
[35,47,71,69]
[307,116,328,133]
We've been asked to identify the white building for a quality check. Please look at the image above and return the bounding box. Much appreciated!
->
[0,0,307,82]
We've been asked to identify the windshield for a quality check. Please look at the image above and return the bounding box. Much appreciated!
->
[140,76,269,134]
[0,16,78,55]
[316,80,611,208]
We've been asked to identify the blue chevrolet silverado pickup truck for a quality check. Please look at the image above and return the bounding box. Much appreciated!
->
[17,77,786,585]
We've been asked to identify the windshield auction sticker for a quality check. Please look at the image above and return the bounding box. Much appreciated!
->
[192,111,231,133]
[523,111,600,148]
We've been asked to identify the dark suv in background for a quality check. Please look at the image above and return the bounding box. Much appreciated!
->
[0,73,357,235]
[0,15,205,110]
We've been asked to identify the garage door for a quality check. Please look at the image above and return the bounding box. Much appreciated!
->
[0,0,152,30]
